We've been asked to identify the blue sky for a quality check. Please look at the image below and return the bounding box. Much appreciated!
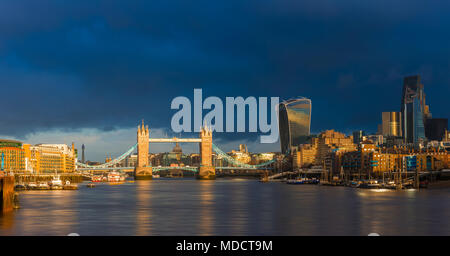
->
[1,1,449,161]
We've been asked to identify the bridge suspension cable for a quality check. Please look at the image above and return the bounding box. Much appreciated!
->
[212,143,277,169]
[76,143,137,169]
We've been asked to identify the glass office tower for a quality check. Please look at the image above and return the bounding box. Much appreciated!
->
[278,97,312,154]
[352,130,366,145]
[401,75,430,144]
[425,118,448,141]
[381,112,402,137]
[412,97,426,143]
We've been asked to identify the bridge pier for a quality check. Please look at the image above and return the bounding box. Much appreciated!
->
[198,166,215,180]
[198,126,215,180]
[135,166,153,180]
[135,121,153,180]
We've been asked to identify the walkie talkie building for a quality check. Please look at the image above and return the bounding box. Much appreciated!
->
[278,97,312,154]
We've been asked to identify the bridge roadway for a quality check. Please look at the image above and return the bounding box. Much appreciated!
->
[149,138,202,143]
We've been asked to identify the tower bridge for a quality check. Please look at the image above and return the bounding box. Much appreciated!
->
[76,121,279,180]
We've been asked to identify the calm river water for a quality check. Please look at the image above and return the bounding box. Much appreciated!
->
[1,178,450,236]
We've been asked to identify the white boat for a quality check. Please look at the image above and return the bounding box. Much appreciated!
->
[152,174,160,178]
[107,171,122,182]
[37,182,50,190]
[49,175,63,187]
[27,182,38,190]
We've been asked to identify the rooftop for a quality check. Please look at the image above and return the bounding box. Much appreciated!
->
[0,139,22,144]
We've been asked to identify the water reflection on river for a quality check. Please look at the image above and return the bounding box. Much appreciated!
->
[1,178,450,236]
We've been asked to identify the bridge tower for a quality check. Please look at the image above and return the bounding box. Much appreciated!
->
[198,125,215,180]
[135,120,152,180]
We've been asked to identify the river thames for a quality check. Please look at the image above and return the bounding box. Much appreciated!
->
[1,178,450,236]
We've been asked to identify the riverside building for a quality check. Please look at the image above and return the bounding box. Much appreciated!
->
[0,140,77,173]
[340,142,449,179]
[293,130,356,169]
[0,139,26,172]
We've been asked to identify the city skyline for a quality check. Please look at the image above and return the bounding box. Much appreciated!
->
[0,73,448,162]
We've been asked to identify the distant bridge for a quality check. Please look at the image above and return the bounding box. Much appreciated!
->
[76,122,284,179]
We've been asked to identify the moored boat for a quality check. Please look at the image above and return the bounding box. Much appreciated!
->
[382,181,397,189]
[37,182,50,190]
[107,171,122,182]
[306,178,320,184]
[26,182,38,190]
[49,175,64,189]
[15,183,26,191]
[358,180,382,189]
[287,177,320,185]
[91,175,103,182]
[286,179,306,184]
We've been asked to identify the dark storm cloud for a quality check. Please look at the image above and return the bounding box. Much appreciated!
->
[1,0,449,143]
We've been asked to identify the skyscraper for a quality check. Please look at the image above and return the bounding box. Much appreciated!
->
[381,112,402,137]
[401,75,430,144]
[352,130,365,145]
[425,118,448,141]
[82,144,85,163]
[278,97,312,154]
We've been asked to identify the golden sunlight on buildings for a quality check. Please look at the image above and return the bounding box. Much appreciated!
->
[228,144,251,164]
[293,130,356,169]
[0,139,77,173]
[0,139,25,171]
